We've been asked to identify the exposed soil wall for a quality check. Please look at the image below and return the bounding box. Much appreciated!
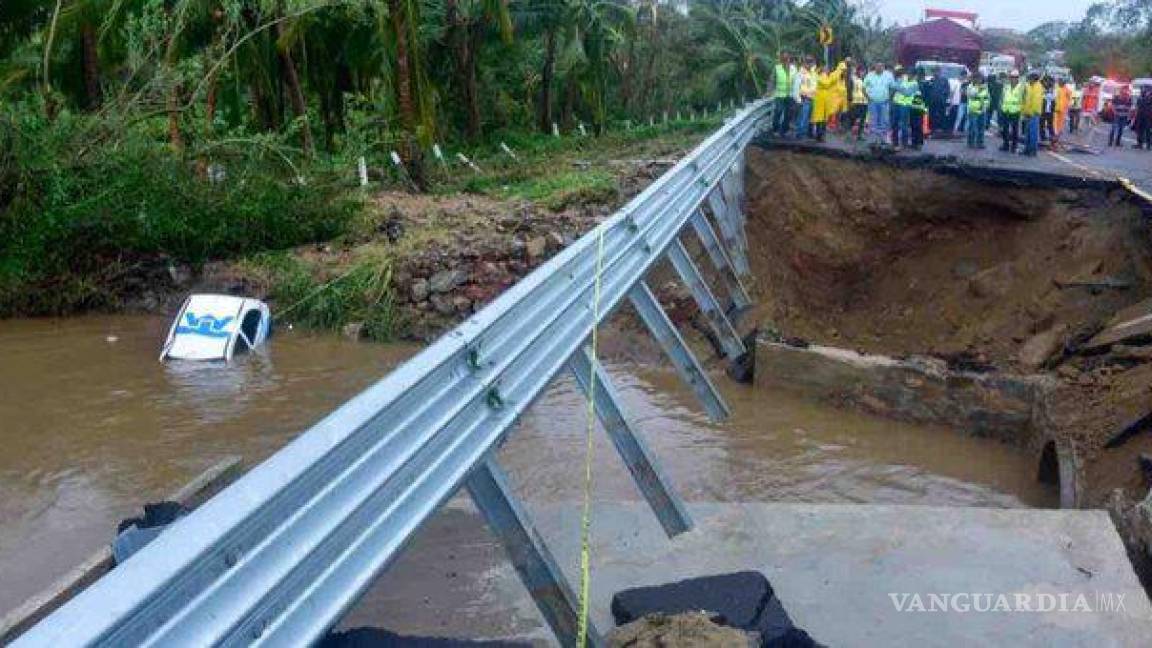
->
[743,148,1152,371]
[742,147,1152,509]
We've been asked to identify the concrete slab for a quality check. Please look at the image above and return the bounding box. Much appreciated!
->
[344,501,1152,647]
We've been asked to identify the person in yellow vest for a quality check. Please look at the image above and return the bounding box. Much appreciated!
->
[771,53,796,136]
[833,69,848,132]
[1069,82,1084,133]
[1022,71,1044,156]
[793,57,817,139]
[999,70,1024,152]
[847,65,868,141]
[811,57,848,142]
[966,72,990,149]
[1053,77,1071,148]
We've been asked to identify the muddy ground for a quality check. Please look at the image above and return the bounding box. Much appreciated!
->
[744,147,1152,573]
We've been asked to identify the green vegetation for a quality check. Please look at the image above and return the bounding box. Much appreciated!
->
[985,2,1152,80]
[0,0,898,324]
[243,251,396,341]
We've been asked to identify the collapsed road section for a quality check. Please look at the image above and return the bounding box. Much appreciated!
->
[747,141,1152,582]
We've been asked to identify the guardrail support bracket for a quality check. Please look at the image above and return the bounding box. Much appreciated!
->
[567,346,693,537]
[466,457,603,648]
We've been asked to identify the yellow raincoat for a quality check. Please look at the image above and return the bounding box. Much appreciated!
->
[812,60,847,124]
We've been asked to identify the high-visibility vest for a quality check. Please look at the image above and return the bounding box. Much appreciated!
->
[967,85,990,114]
[1022,82,1044,116]
[800,69,817,98]
[851,77,868,104]
[893,79,918,107]
[1001,83,1024,113]
[1071,87,1083,109]
[774,64,792,98]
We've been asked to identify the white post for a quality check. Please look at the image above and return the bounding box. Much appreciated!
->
[456,152,482,173]
[578,122,588,137]
[552,122,560,138]
[432,143,448,170]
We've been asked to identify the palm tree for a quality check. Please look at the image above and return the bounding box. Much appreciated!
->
[566,0,633,134]
[512,0,567,132]
[444,0,513,139]
[697,2,776,98]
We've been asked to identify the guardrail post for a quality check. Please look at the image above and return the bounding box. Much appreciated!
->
[627,281,730,421]
[665,239,745,359]
[688,210,751,313]
[465,457,602,647]
[567,346,693,537]
[705,188,751,277]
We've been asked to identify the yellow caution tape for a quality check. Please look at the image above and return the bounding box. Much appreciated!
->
[576,227,607,647]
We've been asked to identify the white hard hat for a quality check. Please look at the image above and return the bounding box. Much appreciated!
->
[1009,69,1020,76]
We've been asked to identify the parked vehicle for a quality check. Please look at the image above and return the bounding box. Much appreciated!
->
[916,60,970,79]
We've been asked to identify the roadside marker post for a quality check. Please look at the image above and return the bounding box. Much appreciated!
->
[432,143,449,171]
[356,156,368,186]
[456,152,482,173]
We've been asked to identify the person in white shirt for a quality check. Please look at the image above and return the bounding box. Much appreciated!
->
[792,56,817,139]
[947,76,961,135]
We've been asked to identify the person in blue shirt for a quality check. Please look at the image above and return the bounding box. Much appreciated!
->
[862,62,894,145]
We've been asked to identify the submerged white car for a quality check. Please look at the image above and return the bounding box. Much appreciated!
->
[160,294,272,362]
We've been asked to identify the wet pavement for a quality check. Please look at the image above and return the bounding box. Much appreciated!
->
[342,502,1152,646]
[759,120,1152,197]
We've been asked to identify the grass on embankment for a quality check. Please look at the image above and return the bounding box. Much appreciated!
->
[0,108,717,340]
[243,120,719,340]
[427,120,720,210]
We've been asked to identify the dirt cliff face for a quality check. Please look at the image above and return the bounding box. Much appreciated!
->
[743,148,1152,371]
[743,147,1152,511]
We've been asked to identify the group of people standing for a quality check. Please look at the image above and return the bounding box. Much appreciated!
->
[769,52,1152,155]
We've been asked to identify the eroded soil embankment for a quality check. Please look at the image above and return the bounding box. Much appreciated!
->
[743,148,1152,508]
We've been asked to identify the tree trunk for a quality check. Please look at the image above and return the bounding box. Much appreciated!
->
[464,25,483,138]
[446,0,480,140]
[80,23,102,109]
[389,0,426,189]
[168,84,185,152]
[619,33,635,115]
[561,73,577,129]
[205,74,219,130]
[275,22,314,156]
[537,28,557,133]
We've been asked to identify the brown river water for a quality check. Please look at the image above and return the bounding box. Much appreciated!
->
[0,315,1056,616]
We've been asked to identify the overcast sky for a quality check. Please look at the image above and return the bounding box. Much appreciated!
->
[868,0,1099,31]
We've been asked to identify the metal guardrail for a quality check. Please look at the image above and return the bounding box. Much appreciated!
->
[16,100,769,647]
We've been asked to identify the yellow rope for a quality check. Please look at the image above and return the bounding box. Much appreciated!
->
[576,227,607,646]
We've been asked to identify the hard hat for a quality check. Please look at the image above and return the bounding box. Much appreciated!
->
[1009,69,1020,76]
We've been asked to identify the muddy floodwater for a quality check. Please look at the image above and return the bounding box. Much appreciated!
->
[0,315,1056,616]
